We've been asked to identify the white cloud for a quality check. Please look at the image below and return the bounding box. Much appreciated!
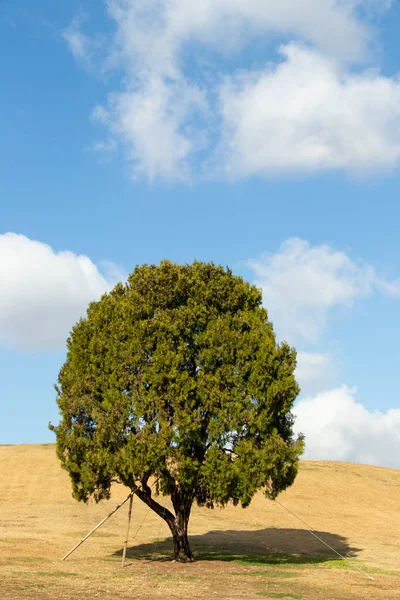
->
[0,233,124,351]
[95,76,207,181]
[106,0,373,71]
[362,0,394,19]
[250,238,400,469]
[62,15,94,64]
[294,386,400,468]
[88,139,117,153]
[64,1,400,180]
[295,351,339,396]
[375,276,400,297]
[249,238,375,344]
[220,44,400,177]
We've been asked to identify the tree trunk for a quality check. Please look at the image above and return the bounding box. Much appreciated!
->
[168,511,194,563]
[169,488,195,562]
[135,479,195,562]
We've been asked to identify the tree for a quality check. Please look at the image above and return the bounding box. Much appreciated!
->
[50,261,304,562]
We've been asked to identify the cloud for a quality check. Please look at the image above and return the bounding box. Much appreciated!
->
[295,351,339,396]
[294,386,400,468]
[64,1,400,180]
[62,15,94,64]
[0,233,125,351]
[249,238,375,344]
[106,0,373,71]
[86,139,117,153]
[219,44,400,177]
[375,276,400,297]
[250,238,400,469]
[362,0,394,19]
[94,76,207,181]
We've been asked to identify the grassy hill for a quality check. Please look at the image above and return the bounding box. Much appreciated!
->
[1,444,399,599]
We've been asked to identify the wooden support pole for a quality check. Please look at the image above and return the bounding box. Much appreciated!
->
[61,490,136,561]
[121,493,134,567]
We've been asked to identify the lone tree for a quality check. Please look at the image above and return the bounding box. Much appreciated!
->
[50,261,303,562]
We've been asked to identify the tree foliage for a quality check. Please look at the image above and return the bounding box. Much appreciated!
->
[50,261,304,561]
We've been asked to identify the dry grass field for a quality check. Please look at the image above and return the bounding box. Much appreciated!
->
[1,444,399,600]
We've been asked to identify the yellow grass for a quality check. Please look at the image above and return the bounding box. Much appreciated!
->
[1,444,400,599]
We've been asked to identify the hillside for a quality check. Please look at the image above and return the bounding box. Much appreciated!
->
[1,443,399,599]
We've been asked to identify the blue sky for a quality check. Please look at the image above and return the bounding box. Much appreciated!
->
[1,1,400,467]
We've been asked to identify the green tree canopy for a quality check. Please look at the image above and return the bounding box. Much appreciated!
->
[50,261,304,561]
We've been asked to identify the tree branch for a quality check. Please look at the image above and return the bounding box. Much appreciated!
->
[134,476,175,524]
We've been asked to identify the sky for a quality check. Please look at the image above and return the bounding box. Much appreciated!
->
[1,0,400,468]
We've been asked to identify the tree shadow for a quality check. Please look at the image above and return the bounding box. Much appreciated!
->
[114,528,361,565]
